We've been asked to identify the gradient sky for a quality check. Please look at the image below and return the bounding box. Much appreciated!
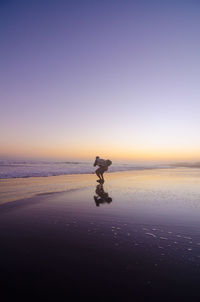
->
[1,0,200,161]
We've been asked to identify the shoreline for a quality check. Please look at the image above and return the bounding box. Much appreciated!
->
[0,167,200,206]
[0,170,130,205]
[0,165,174,180]
[1,168,200,299]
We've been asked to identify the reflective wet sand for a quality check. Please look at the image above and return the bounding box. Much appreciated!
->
[1,168,200,300]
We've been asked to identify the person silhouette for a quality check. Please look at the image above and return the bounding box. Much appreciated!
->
[94,184,112,207]
[93,156,112,183]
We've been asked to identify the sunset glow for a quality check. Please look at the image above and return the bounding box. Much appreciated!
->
[1,0,200,161]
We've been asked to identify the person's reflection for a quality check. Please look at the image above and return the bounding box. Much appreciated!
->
[94,184,112,207]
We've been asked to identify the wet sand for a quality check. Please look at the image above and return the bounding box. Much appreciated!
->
[1,169,200,300]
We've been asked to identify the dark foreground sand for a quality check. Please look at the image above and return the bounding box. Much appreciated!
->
[1,169,200,301]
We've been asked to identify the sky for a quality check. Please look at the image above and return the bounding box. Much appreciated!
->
[1,0,200,161]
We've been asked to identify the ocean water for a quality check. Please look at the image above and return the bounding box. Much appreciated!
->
[0,159,171,179]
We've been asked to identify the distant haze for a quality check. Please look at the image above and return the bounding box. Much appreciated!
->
[1,0,200,161]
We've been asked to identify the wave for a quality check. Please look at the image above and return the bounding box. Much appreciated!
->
[0,160,171,179]
[171,162,200,168]
[2,159,198,179]
[0,160,83,167]
[57,161,82,164]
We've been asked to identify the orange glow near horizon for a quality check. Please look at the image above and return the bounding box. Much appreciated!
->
[1,143,200,162]
[1,1,200,165]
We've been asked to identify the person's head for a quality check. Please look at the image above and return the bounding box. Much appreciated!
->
[96,156,99,159]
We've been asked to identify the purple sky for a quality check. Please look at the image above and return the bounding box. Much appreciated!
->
[1,0,200,160]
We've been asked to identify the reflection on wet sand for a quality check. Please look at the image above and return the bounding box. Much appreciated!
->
[94,184,112,207]
[1,169,200,300]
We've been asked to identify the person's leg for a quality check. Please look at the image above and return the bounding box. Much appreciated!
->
[100,167,108,181]
[95,167,102,180]
[100,171,104,181]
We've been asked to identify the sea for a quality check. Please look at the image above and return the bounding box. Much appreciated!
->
[0,159,173,179]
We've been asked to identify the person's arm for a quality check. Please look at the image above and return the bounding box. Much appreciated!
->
[93,159,97,166]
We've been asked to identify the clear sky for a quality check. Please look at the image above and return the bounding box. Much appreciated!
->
[1,0,200,161]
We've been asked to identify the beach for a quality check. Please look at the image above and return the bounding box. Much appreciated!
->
[2,0,200,300]
[1,168,200,300]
